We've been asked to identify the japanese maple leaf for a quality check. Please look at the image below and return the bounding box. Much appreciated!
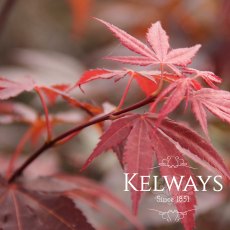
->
[75,68,178,96]
[191,88,230,136]
[96,18,201,73]
[81,113,230,230]
[0,177,94,230]
[150,78,201,124]
[43,175,143,229]
[183,67,222,89]
[0,77,35,100]
[76,68,161,95]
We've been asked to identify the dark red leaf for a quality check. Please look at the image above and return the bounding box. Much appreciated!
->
[23,175,143,230]
[0,177,95,230]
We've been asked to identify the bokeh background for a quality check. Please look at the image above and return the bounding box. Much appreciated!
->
[0,0,230,229]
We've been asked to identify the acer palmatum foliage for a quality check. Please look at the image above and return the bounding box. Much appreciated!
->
[76,19,230,230]
[0,19,230,230]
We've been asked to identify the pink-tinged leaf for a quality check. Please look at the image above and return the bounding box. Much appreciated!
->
[191,89,230,136]
[165,45,201,66]
[184,68,222,89]
[94,19,201,77]
[123,119,154,215]
[104,56,156,66]
[191,98,209,137]
[0,77,35,100]
[149,127,196,230]
[146,21,170,61]
[76,69,128,88]
[151,78,191,121]
[95,18,156,59]
[157,117,230,180]
[81,114,139,171]
[197,71,221,84]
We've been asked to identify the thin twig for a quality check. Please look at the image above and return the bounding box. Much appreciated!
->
[35,87,52,141]
[8,95,155,183]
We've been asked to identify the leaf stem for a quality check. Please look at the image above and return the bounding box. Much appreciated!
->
[7,95,155,183]
[35,87,52,141]
[117,73,134,110]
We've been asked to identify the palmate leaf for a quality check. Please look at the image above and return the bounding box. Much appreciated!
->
[75,19,202,98]
[81,113,230,230]
[0,174,142,230]
[21,175,143,230]
[150,78,201,124]
[183,68,222,89]
[0,177,94,230]
[97,19,201,73]
[94,18,156,59]
[76,68,179,96]
[76,69,160,96]
[191,88,230,136]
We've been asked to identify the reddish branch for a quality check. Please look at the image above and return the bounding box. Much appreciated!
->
[0,0,17,34]
[7,95,155,183]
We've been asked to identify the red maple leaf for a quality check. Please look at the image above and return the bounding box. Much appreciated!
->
[74,19,201,100]
[0,174,142,230]
[97,19,201,74]
[0,177,95,230]
[75,68,180,97]
[191,88,230,136]
[183,67,222,89]
[81,113,230,230]
[150,78,201,123]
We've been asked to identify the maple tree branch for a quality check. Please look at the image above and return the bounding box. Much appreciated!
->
[6,127,33,179]
[7,95,155,183]
[0,0,17,34]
